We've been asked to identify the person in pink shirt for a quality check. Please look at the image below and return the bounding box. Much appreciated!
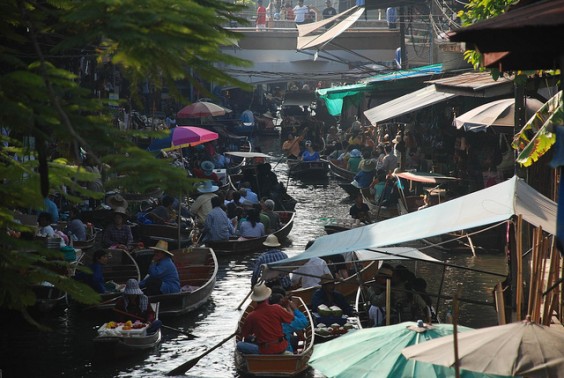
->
[256,0,267,30]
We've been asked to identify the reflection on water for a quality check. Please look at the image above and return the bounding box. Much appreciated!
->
[0,135,508,377]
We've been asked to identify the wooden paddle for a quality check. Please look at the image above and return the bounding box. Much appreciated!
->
[167,332,237,376]
[112,308,195,339]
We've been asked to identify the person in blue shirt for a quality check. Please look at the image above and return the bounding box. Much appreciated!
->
[43,194,59,223]
[76,249,110,293]
[139,240,181,295]
[301,140,320,161]
[270,286,309,353]
[311,273,353,316]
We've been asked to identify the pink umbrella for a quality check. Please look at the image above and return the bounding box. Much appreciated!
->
[176,101,232,118]
[170,126,219,149]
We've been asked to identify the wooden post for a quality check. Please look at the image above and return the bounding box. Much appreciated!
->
[494,282,506,325]
[515,215,523,321]
[453,284,462,378]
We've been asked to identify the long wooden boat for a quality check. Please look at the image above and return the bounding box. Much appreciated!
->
[93,303,162,356]
[287,159,329,179]
[326,158,355,181]
[291,260,380,306]
[234,296,314,377]
[148,246,218,316]
[205,211,295,255]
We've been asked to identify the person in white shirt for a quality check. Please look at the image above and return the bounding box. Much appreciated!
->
[293,0,309,25]
[291,256,332,288]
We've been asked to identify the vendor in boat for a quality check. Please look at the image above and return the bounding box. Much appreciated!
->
[269,286,308,353]
[147,195,177,224]
[349,192,371,224]
[311,273,353,316]
[300,140,320,161]
[203,196,237,242]
[102,207,134,250]
[114,278,162,335]
[193,160,221,186]
[139,240,181,295]
[251,235,291,290]
[190,180,219,224]
[346,149,362,173]
[236,283,295,355]
[282,132,304,160]
[83,249,112,293]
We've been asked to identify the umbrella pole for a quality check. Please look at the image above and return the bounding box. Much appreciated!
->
[452,284,462,378]
[385,278,391,326]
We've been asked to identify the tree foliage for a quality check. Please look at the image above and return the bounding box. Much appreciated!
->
[457,0,519,73]
[0,0,250,324]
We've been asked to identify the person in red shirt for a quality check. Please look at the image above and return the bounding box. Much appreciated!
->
[237,283,294,354]
[256,0,267,30]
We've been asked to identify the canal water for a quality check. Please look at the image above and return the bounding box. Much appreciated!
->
[0,134,507,378]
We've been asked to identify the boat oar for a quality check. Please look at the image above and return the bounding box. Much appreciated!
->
[167,332,237,376]
[112,308,195,339]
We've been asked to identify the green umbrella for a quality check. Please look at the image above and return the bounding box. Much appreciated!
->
[309,321,511,378]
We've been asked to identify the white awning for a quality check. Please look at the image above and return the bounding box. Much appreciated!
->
[297,6,359,37]
[353,247,441,263]
[297,8,365,51]
[364,85,457,125]
[225,151,271,159]
[269,176,556,265]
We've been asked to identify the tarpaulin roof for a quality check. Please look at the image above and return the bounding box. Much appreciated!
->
[364,85,457,125]
[296,6,359,37]
[316,64,444,116]
[269,176,556,265]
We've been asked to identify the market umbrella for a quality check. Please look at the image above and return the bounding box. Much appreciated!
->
[176,101,231,118]
[170,126,218,149]
[146,126,219,152]
[454,98,544,132]
[309,321,507,378]
[402,317,564,377]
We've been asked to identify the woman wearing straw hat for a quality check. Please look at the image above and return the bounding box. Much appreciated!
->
[114,278,162,334]
[139,240,181,295]
[102,207,133,249]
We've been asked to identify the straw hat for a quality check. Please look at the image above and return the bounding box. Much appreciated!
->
[319,273,335,285]
[124,278,144,295]
[196,180,219,193]
[149,240,174,257]
[263,234,281,247]
[251,283,272,302]
[107,194,128,210]
[201,160,215,175]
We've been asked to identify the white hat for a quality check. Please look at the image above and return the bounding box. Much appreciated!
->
[251,283,272,302]
[263,234,281,247]
[113,207,128,217]
[197,180,219,193]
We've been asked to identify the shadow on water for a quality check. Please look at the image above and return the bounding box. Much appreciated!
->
[1,135,508,377]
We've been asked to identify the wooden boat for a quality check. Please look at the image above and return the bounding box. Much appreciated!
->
[205,211,295,255]
[291,260,380,306]
[93,303,162,356]
[147,247,218,316]
[287,159,329,179]
[33,281,67,312]
[327,158,355,181]
[234,296,314,377]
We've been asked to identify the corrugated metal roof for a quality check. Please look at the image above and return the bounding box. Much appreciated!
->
[425,71,513,97]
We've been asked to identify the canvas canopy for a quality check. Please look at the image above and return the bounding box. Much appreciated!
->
[297,8,365,51]
[269,176,556,266]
